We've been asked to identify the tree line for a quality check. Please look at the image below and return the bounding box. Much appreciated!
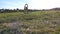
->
[0,7,60,13]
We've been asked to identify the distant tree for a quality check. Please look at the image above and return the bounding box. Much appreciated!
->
[52,8,60,10]
[16,8,19,12]
[0,9,4,13]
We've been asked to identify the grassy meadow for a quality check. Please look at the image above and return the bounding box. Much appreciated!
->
[0,10,60,34]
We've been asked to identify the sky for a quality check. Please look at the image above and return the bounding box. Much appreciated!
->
[0,0,60,9]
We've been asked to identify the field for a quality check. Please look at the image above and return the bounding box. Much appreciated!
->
[0,10,60,34]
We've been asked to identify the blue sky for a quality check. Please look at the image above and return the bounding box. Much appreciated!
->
[0,0,60,9]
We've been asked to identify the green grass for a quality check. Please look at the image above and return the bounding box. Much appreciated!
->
[0,11,60,34]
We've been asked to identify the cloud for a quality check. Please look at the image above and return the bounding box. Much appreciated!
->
[29,0,60,9]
